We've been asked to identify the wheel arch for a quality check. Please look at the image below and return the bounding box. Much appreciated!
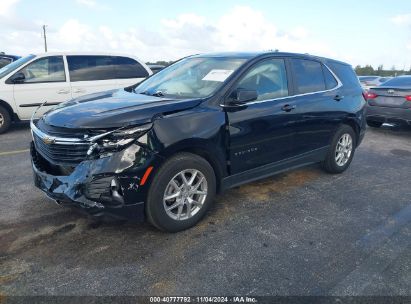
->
[0,99,18,122]
[341,118,361,146]
[157,139,228,193]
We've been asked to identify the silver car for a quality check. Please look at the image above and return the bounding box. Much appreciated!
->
[365,76,411,127]
[359,76,392,90]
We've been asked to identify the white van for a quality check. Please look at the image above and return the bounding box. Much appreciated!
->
[0,52,152,133]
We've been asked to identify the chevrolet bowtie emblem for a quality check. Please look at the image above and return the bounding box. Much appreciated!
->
[42,136,55,145]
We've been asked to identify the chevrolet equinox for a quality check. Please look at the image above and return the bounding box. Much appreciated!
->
[30,52,366,232]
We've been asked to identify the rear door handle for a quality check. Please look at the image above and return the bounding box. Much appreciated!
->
[57,89,70,94]
[281,104,296,112]
[334,95,344,101]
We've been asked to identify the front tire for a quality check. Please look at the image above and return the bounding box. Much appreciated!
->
[0,105,11,134]
[146,153,216,232]
[322,125,356,174]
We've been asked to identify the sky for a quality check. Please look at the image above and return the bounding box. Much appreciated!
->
[1,0,411,69]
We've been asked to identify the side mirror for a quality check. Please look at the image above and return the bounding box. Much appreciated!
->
[230,88,258,104]
[9,72,25,84]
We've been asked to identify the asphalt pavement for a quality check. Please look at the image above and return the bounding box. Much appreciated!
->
[0,123,410,297]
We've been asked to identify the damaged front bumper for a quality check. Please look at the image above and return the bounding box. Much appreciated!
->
[31,141,160,221]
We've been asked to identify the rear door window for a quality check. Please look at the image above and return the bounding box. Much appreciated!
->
[67,55,117,82]
[114,56,149,79]
[291,59,325,94]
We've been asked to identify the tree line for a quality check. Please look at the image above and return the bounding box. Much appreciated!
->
[355,64,411,77]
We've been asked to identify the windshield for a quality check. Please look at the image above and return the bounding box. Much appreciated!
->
[0,54,35,79]
[381,76,411,87]
[135,57,247,98]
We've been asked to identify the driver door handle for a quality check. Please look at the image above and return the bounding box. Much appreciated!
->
[334,95,344,101]
[281,104,296,112]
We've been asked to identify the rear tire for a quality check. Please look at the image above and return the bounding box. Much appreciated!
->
[146,152,216,232]
[0,105,11,134]
[322,125,356,174]
[366,120,383,128]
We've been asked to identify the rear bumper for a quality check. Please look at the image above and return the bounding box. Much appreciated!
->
[31,142,160,221]
[366,105,411,125]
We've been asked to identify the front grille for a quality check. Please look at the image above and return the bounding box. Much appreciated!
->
[33,130,90,166]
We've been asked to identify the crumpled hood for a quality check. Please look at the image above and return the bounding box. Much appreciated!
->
[43,89,202,129]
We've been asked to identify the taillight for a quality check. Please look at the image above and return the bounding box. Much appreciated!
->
[364,92,378,100]
[405,95,411,102]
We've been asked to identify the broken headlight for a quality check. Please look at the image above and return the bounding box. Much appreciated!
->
[87,123,152,156]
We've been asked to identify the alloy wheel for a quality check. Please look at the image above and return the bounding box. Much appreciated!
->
[163,169,208,221]
[335,133,353,167]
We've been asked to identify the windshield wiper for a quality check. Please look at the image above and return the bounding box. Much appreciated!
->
[138,90,164,97]
[152,90,164,97]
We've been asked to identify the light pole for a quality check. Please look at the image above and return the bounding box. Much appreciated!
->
[42,25,48,52]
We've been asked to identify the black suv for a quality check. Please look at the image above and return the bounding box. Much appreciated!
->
[30,52,366,232]
[0,53,20,68]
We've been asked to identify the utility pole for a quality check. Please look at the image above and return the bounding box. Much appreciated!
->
[42,25,48,52]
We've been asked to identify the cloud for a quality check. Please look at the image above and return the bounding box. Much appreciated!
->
[391,13,411,26]
[0,5,351,64]
[76,0,97,8]
[0,0,19,16]
[159,6,335,60]
[75,0,109,10]
[390,13,411,62]
[0,0,40,34]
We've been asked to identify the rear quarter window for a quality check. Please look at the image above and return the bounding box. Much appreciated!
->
[323,66,338,89]
[327,62,361,90]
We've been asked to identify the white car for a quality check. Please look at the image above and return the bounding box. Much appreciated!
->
[0,52,152,133]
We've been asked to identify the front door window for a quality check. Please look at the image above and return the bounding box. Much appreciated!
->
[18,56,66,83]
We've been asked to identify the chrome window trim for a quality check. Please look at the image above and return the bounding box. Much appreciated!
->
[220,62,343,107]
[30,120,89,146]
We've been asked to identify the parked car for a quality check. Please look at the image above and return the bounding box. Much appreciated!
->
[365,75,411,127]
[147,64,166,74]
[0,54,21,68]
[0,52,152,133]
[358,76,392,90]
[30,52,366,232]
